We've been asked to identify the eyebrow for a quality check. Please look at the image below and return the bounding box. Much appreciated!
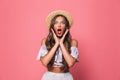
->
[54,21,66,24]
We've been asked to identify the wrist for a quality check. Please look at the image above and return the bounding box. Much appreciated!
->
[60,42,64,46]
[55,42,59,46]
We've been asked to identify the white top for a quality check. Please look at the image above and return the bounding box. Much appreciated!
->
[36,45,79,67]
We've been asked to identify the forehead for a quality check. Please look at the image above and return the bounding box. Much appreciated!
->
[55,16,65,21]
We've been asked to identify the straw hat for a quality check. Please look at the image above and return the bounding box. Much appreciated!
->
[46,10,73,28]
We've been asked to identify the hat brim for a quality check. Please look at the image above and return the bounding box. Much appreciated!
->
[46,10,73,29]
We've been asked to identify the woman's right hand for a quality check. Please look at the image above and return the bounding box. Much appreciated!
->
[51,29,60,45]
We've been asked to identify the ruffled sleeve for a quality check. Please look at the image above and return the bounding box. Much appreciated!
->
[36,45,48,60]
[70,46,79,62]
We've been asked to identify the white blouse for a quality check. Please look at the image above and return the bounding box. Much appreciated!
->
[36,45,79,67]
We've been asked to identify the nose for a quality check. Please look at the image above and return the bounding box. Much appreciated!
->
[57,22,61,27]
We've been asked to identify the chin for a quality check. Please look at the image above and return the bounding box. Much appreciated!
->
[57,35,63,38]
[57,36,62,38]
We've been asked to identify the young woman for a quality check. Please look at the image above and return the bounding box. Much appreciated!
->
[36,10,79,80]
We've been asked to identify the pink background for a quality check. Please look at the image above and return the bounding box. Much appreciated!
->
[0,0,120,80]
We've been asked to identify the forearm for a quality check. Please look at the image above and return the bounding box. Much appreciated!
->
[60,43,76,67]
[40,43,59,66]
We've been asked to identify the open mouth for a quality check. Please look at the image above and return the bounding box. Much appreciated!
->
[57,29,62,34]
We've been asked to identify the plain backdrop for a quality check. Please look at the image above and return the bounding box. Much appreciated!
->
[0,0,120,80]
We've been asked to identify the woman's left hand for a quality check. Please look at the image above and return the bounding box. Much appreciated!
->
[60,29,69,44]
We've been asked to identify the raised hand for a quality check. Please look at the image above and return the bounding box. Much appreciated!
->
[60,29,69,44]
[51,29,60,45]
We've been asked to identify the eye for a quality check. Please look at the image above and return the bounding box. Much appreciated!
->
[54,21,58,24]
[61,21,66,24]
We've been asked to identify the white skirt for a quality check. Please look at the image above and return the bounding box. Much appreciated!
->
[41,71,73,80]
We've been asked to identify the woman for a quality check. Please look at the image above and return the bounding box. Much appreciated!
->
[36,10,79,80]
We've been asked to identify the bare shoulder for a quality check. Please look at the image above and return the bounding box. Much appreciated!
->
[41,38,47,45]
[71,39,78,47]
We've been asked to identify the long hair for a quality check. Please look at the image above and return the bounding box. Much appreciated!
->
[45,14,72,72]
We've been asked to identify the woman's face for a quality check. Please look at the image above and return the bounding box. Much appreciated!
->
[53,16,66,38]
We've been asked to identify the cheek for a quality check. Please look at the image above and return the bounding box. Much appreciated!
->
[61,26,66,31]
[53,26,57,32]
[53,25,57,30]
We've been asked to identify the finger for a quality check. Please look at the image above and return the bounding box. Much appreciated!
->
[63,29,69,37]
[61,29,69,41]
[65,29,69,35]
[51,29,55,34]
[51,29,57,38]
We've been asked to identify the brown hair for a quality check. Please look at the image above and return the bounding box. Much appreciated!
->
[45,14,72,72]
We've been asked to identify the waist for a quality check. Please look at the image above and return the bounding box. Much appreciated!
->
[48,66,69,73]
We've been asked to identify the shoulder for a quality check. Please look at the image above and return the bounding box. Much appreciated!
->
[71,39,78,47]
[41,38,47,45]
